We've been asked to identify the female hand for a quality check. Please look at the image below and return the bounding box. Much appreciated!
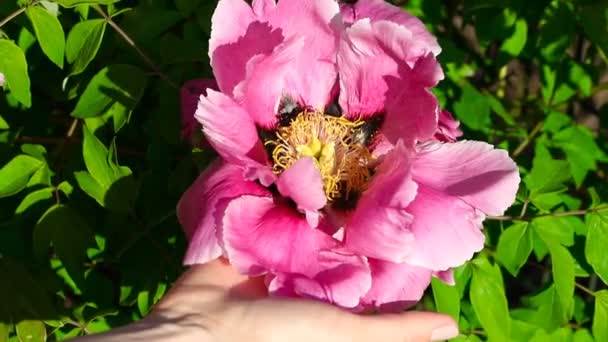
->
[75,259,459,342]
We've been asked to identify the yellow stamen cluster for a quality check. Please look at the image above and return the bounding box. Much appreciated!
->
[266,111,372,201]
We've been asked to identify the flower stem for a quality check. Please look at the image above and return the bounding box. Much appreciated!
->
[92,5,178,89]
[0,0,40,29]
[512,120,543,158]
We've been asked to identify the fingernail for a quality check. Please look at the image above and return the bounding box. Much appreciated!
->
[431,324,459,341]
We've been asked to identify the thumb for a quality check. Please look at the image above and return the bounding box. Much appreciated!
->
[354,311,459,341]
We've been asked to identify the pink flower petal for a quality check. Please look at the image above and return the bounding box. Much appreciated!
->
[339,0,440,56]
[178,161,270,265]
[209,0,284,96]
[180,79,217,141]
[237,0,342,127]
[380,52,443,146]
[264,0,341,110]
[434,110,462,142]
[338,20,442,144]
[276,157,327,227]
[252,0,276,16]
[413,140,520,216]
[345,142,417,263]
[361,259,432,312]
[235,37,307,128]
[222,195,340,276]
[268,250,372,308]
[403,185,486,271]
[433,269,455,286]
[195,89,274,185]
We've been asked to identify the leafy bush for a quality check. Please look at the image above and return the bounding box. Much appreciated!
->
[0,0,607,340]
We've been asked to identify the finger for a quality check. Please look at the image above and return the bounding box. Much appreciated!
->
[352,311,459,342]
[175,258,247,288]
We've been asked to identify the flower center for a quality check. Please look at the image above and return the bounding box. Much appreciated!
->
[267,111,373,202]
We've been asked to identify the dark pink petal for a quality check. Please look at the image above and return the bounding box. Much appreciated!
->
[433,110,462,142]
[276,157,327,227]
[345,143,417,263]
[268,250,372,308]
[209,0,284,95]
[433,269,455,286]
[361,259,432,312]
[339,0,440,56]
[403,185,485,271]
[338,20,442,144]
[222,195,341,276]
[195,89,274,185]
[180,79,217,141]
[178,161,270,265]
[413,141,520,216]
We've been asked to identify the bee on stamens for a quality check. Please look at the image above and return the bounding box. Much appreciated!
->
[278,96,302,126]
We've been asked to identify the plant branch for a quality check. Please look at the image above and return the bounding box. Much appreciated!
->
[92,5,178,89]
[0,0,40,29]
[512,120,543,158]
[488,206,608,222]
[575,282,596,297]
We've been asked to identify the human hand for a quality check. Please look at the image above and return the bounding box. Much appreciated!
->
[75,259,459,342]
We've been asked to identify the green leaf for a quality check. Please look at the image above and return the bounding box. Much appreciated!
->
[530,285,568,331]
[71,64,147,130]
[137,290,150,316]
[579,0,608,60]
[0,155,43,198]
[74,171,105,206]
[15,320,46,342]
[593,290,608,342]
[573,329,595,342]
[524,146,570,198]
[33,205,94,284]
[0,40,31,107]
[431,277,460,322]
[26,5,65,68]
[532,216,575,247]
[78,127,136,212]
[538,2,576,62]
[52,0,119,7]
[500,18,527,56]
[82,126,113,187]
[175,0,202,17]
[0,323,8,342]
[586,211,608,284]
[496,222,533,276]
[543,111,571,133]
[553,126,607,187]
[470,258,510,342]
[453,84,491,131]
[535,227,575,321]
[65,19,106,75]
[15,187,55,214]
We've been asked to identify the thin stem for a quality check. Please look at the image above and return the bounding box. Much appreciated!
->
[512,121,543,158]
[487,206,608,222]
[92,5,178,89]
[575,282,596,297]
[519,198,530,218]
[0,0,40,29]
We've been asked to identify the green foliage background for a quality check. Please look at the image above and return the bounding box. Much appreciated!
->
[0,0,607,340]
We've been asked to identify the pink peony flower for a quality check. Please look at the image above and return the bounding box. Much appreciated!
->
[0,72,4,88]
[178,0,520,311]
